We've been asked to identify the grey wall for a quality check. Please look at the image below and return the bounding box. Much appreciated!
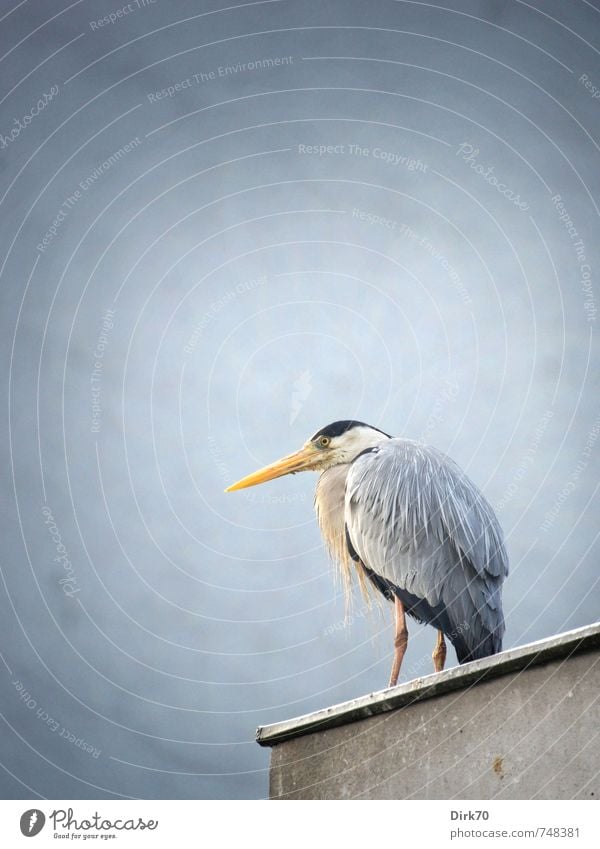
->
[0,0,598,799]
[268,634,600,799]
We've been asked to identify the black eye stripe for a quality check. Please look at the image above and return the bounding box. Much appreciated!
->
[310,420,391,441]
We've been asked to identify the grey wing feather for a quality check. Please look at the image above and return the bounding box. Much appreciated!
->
[345,440,508,660]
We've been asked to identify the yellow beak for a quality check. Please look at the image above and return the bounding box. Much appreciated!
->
[225,445,318,492]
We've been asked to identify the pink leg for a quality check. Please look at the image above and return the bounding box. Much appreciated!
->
[389,596,408,687]
[432,629,447,672]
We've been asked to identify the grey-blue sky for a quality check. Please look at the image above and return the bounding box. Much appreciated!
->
[0,0,598,800]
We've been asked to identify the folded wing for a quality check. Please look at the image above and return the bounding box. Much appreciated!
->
[345,440,508,661]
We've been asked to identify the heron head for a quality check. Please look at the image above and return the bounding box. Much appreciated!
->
[225,420,391,492]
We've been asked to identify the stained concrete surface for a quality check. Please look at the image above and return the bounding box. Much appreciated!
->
[261,624,600,799]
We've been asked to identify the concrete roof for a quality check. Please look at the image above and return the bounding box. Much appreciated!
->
[256,621,600,747]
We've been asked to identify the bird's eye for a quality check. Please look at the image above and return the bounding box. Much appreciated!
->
[316,436,330,449]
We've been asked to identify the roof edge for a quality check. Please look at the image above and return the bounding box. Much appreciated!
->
[256,622,600,747]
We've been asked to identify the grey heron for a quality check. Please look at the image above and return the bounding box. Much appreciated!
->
[226,420,508,686]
